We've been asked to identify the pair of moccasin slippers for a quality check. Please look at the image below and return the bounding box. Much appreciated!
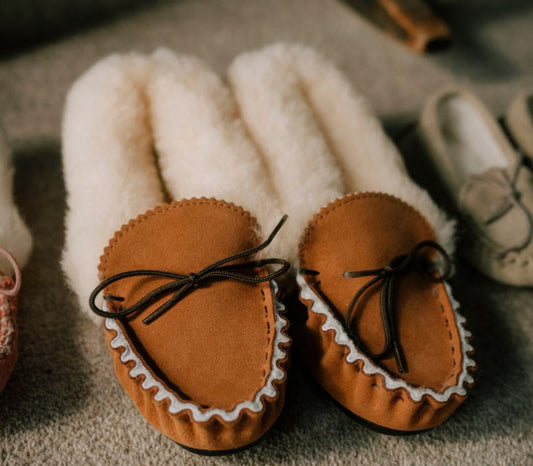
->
[62,43,476,454]
[407,88,533,287]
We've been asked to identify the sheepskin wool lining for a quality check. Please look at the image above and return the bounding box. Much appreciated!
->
[62,54,165,323]
[228,43,455,258]
[62,50,285,323]
[63,44,455,325]
[147,49,284,252]
[296,274,475,402]
[104,283,289,421]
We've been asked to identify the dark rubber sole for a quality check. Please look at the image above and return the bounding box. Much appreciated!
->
[173,404,280,456]
[176,433,267,456]
[298,353,435,436]
[328,393,434,436]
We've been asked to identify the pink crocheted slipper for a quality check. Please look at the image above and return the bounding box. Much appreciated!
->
[0,248,21,391]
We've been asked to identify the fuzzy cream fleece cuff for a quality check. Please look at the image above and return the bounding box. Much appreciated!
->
[62,44,454,324]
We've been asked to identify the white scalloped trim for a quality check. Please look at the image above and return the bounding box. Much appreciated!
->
[105,281,290,422]
[297,273,475,403]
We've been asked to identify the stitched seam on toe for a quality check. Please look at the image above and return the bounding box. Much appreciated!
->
[298,192,436,264]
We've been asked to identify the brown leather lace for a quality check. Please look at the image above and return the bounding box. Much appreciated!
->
[302,240,451,373]
[89,215,290,325]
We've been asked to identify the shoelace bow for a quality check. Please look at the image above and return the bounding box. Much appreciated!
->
[0,247,21,297]
[474,152,533,257]
[489,119,533,255]
[89,215,290,325]
[302,240,451,374]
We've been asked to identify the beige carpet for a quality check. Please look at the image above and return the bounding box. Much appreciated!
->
[0,1,532,464]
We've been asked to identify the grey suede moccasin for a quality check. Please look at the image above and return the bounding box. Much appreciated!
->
[416,87,533,287]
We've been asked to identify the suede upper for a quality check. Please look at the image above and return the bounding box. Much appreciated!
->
[299,192,461,389]
[296,193,475,431]
[98,198,290,451]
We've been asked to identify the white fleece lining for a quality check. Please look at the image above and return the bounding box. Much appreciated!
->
[229,43,455,257]
[0,133,32,274]
[64,44,456,325]
[228,45,345,264]
[297,273,475,402]
[105,282,289,422]
[62,54,165,324]
[147,49,285,257]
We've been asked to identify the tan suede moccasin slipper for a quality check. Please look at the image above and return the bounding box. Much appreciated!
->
[228,44,475,433]
[295,192,476,433]
[417,87,533,286]
[89,199,291,453]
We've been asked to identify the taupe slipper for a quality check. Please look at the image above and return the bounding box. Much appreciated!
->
[417,87,533,287]
[89,199,290,453]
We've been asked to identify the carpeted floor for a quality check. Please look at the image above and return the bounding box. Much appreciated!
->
[0,1,532,464]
